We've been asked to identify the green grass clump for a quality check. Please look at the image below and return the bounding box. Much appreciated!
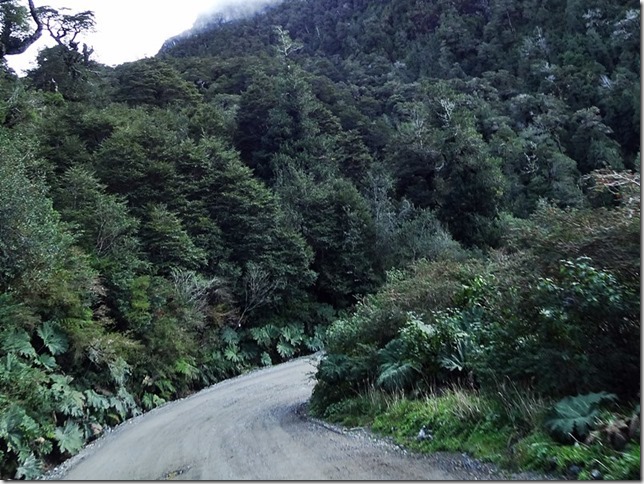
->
[322,389,394,427]
[371,389,513,465]
[323,388,640,480]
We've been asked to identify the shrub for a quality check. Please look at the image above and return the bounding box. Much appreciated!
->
[544,392,618,443]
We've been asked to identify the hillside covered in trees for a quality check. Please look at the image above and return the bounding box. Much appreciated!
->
[0,0,640,479]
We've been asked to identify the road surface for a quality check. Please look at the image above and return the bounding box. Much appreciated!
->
[45,354,518,480]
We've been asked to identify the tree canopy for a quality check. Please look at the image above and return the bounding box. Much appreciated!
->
[0,0,639,478]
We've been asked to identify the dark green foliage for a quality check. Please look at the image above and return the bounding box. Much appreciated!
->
[0,129,71,290]
[112,58,201,107]
[0,0,640,477]
[140,204,206,273]
[544,392,617,443]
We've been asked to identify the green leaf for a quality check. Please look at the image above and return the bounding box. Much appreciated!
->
[276,340,295,359]
[35,353,58,370]
[37,321,69,356]
[142,392,166,410]
[305,326,325,352]
[117,387,140,417]
[281,323,305,345]
[376,361,418,392]
[223,344,242,363]
[250,326,272,348]
[260,352,272,367]
[84,389,109,411]
[545,392,618,442]
[221,327,240,345]
[174,358,198,379]
[109,397,126,419]
[107,357,131,387]
[2,329,37,358]
[15,453,43,480]
[440,338,471,372]
[0,405,39,455]
[57,389,85,418]
[54,421,84,455]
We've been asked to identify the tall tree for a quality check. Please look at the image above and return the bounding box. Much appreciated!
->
[0,0,42,59]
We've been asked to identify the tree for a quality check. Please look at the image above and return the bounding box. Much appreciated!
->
[204,145,315,314]
[568,107,623,173]
[139,204,206,274]
[113,58,201,107]
[434,124,506,247]
[276,169,382,306]
[1,1,95,62]
[54,166,139,258]
[0,128,70,290]
[0,0,42,59]
[38,6,94,53]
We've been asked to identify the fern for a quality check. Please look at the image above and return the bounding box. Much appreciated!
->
[141,392,166,410]
[174,358,198,379]
[154,378,176,397]
[545,392,618,442]
[36,321,68,356]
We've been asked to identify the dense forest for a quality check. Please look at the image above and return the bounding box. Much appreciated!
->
[0,0,640,479]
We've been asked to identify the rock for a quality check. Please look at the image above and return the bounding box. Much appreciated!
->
[591,469,603,480]
[545,457,557,471]
[90,422,103,436]
[567,465,582,478]
[416,426,433,441]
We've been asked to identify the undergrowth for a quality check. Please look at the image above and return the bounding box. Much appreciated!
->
[314,388,641,480]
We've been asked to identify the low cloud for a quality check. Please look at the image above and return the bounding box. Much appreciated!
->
[194,0,284,30]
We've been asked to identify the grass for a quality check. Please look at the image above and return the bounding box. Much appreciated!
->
[370,389,515,465]
[316,386,641,480]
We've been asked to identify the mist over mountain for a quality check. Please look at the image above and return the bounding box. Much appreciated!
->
[161,0,283,53]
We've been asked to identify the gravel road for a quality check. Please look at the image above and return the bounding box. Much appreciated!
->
[44,354,544,480]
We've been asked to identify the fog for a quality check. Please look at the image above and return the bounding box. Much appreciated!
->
[5,0,284,75]
[162,0,283,50]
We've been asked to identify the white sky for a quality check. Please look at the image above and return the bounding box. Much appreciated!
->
[6,0,255,74]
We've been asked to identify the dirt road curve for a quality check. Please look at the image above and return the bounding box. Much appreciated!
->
[44,354,518,480]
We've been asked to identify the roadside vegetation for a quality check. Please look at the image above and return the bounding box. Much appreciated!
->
[310,194,640,479]
[0,0,640,479]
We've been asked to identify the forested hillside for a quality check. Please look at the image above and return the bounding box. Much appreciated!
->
[0,0,640,478]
